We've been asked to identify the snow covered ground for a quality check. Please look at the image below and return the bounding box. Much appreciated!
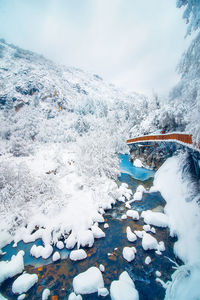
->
[152,152,200,300]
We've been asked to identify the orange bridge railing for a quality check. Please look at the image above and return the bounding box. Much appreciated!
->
[127,133,193,147]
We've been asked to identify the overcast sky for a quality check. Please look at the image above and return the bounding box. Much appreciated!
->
[0,0,192,96]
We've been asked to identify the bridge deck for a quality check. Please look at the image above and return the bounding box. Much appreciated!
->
[127,133,193,147]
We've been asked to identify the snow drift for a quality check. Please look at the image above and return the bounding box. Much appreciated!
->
[153,152,200,300]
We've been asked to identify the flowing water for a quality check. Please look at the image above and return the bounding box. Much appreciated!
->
[0,155,181,300]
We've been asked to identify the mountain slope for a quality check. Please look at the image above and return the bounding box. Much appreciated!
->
[0,39,149,247]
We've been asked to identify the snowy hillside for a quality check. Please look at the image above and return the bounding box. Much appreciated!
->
[0,39,150,246]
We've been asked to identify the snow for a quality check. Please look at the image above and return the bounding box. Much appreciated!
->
[110,271,139,300]
[52,251,61,262]
[73,267,104,295]
[141,210,168,228]
[126,226,137,242]
[99,264,105,272]
[0,250,24,285]
[104,223,109,229]
[12,273,38,294]
[91,225,105,239]
[122,247,136,262]
[56,241,64,249]
[65,234,77,250]
[155,271,161,277]
[153,154,200,299]
[125,202,131,209]
[77,230,94,248]
[68,292,82,300]
[42,288,50,300]
[133,159,143,168]
[133,185,145,201]
[133,191,143,201]
[121,214,127,220]
[69,249,87,261]
[134,230,144,239]
[136,185,146,193]
[0,231,12,254]
[126,210,139,220]
[30,244,53,259]
[142,232,158,251]
[145,256,151,265]
[118,183,132,201]
[157,241,165,252]
[98,287,109,297]
[143,224,151,232]
[17,295,26,300]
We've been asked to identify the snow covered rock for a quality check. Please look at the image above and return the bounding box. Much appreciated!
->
[56,241,64,249]
[68,292,82,300]
[0,250,24,285]
[142,232,158,251]
[126,227,137,242]
[52,251,60,262]
[121,214,127,220]
[65,233,77,249]
[99,264,105,272]
[110,271,139,300]
[133,159,143,168]
[104,223,109,229]
[125,202,131,209]
[30,244,53,259]
[157,241,165,252]
[145,256,151,265]
[136,185,146,194]
[42,288,50,300]
[141,210,168,228]
[70,249,87,261]
[126,210,139,220]
[12,273,38,294]
[143,224,151,232]
[155,271,161,277]
[17,294,26,300]
[91,225,105,239]
[122,247,136,262]
[133,191,143,201]
[134,230,144,239]
[73,267,104,294]
[78,230,94,248]
[92,212,105,223]
[98,287,109,297]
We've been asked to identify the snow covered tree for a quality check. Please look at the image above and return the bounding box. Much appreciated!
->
[169,1,200,144]
[176,0,200,35]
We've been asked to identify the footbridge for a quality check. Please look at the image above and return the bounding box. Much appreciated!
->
[127,132,194,148]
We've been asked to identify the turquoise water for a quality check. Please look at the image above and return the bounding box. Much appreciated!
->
[119,154,154,181]
[2,240,70,267]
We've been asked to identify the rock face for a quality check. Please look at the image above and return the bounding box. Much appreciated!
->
[129,142,188,170]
